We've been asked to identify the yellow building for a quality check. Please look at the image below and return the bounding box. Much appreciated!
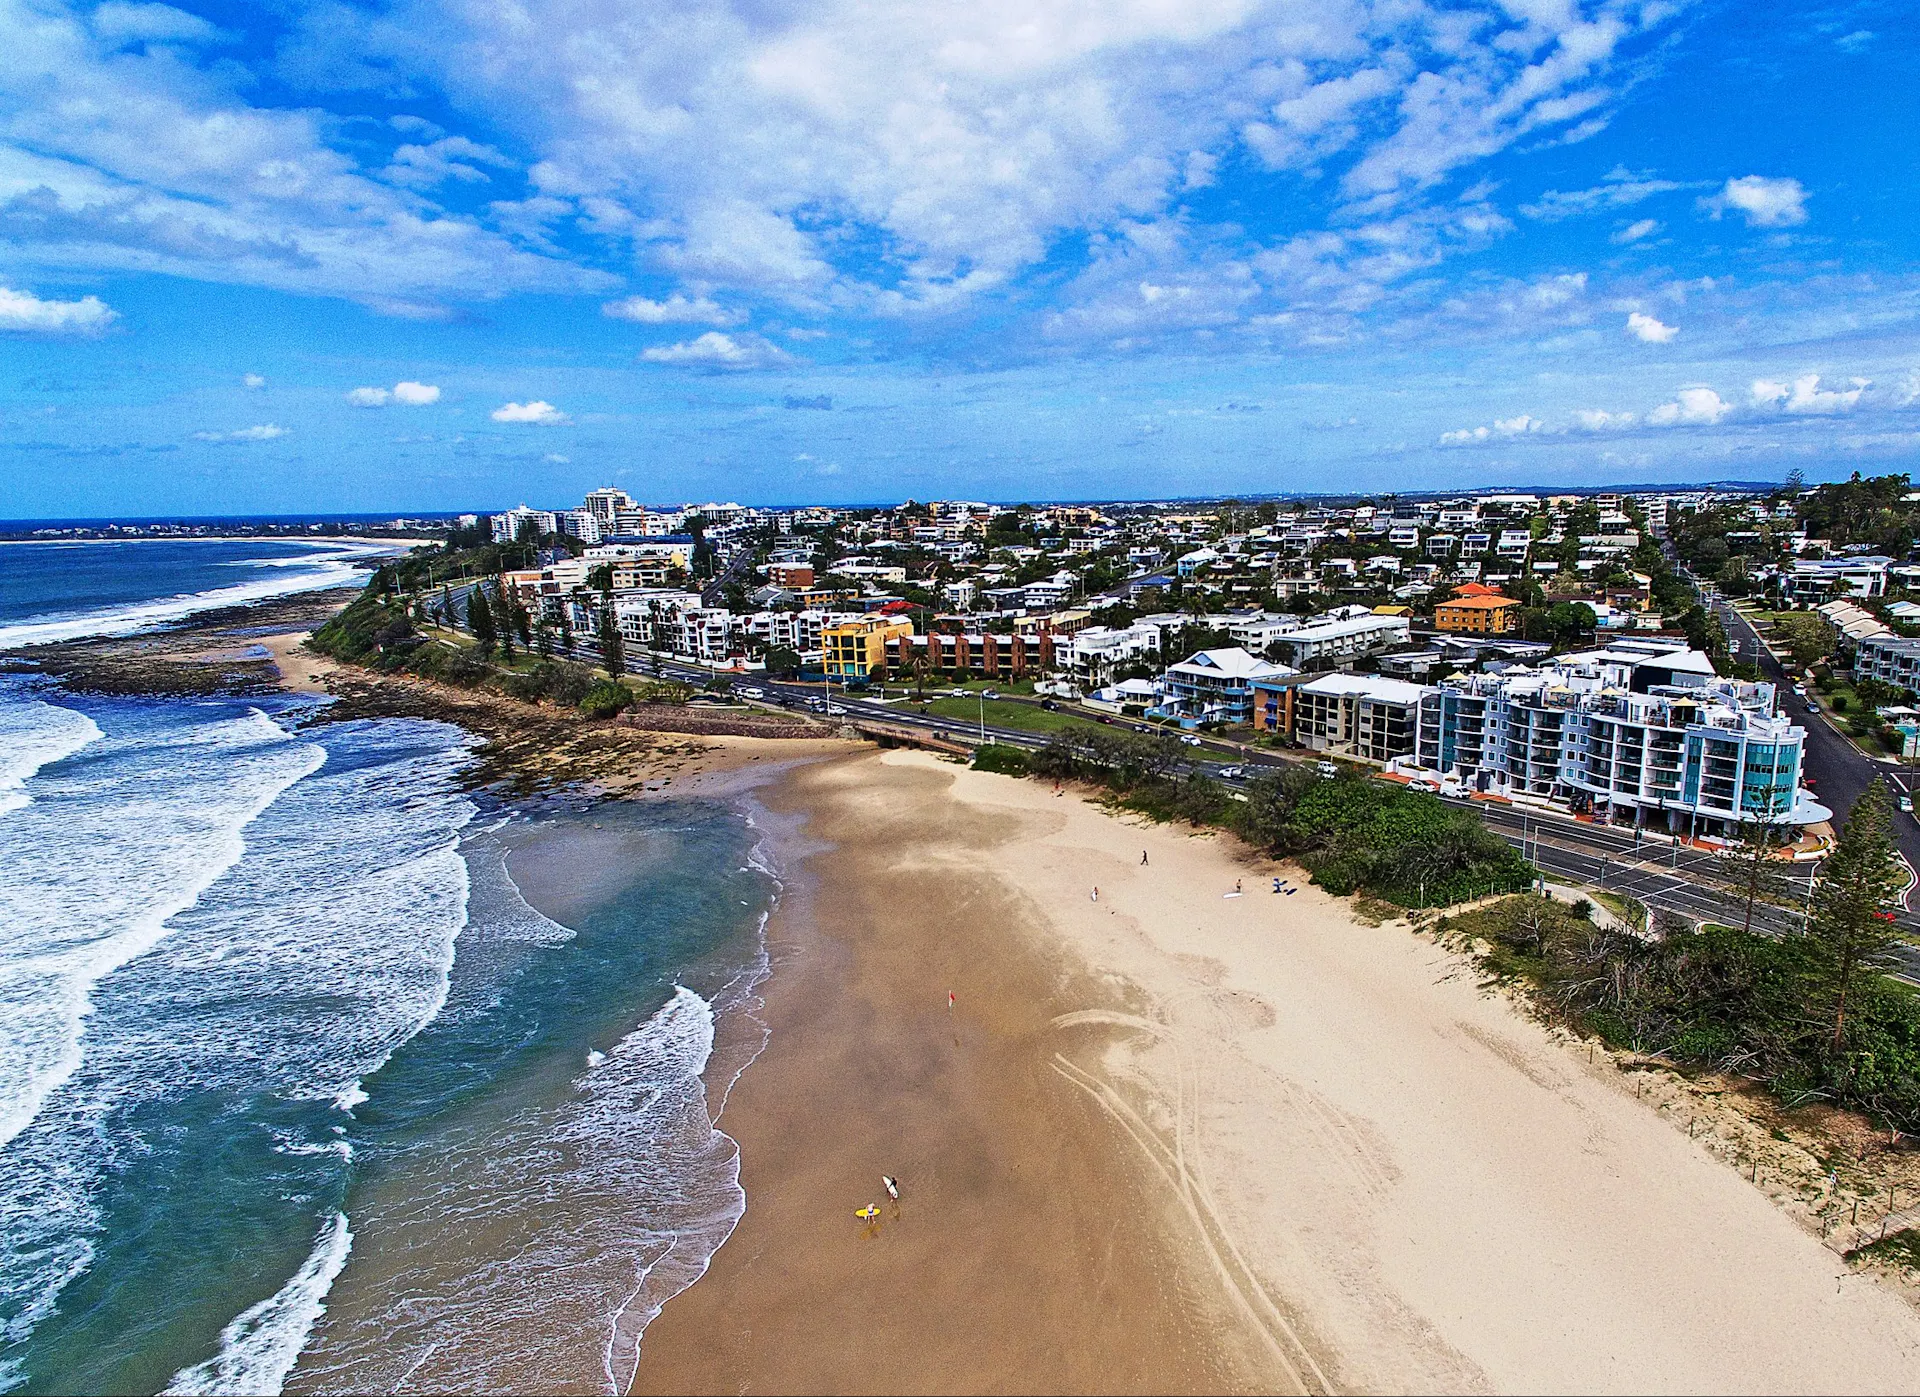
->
[1434,595,1522,635]
[823,615,916,681]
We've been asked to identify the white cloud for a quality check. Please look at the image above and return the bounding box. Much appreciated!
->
[0,5,609,313]
[1626,311,1677,343]
[603,294,741,326]
[242,372,266,389]
[640,331,792,370]
[1519,177,1683,222]
[0,0,1687,344]
[1648,387,1730,426]
[1493,414,1542,435]
[91,3,226,46]
[1440,426,1490,445]
[350,380,442,406]
[1703,176,1808,228]
[542,452,571,464]
[1611,218,1659,244]
[0,285,118,335]
[1751,373,1864,415]
[382,136,515,189]
[1577,408,1635,429]
[491,400,569,424]
[192,424,286,442]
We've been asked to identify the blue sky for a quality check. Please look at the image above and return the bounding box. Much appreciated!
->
[0,0,1915,515]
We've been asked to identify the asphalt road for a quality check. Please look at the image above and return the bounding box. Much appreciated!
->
[1708,591,1920,891]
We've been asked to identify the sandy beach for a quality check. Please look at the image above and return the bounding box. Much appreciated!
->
[636,748,1920,1395]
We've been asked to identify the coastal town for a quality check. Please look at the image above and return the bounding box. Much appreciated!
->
[412,480,1920,849]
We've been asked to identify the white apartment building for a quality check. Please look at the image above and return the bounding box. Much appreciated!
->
[1410,648,1823,836]
[1063,623,1162,684]
[1262,611,1411,670]
[1496,529,1532,561]
[491,504,557,542]
[1787,555,1892,601]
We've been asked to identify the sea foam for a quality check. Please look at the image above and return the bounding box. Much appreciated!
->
[0,692,100,817]
[163,1213,354,1397]
[0,703,478,1390]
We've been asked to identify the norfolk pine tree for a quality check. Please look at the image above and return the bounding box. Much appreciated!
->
[1807,779,1907,1052]
[1717,818,1792,937]
[598,601,626,677]
[467,581,497,656]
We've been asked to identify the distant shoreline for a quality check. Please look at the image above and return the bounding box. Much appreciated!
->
[0,535,421,548]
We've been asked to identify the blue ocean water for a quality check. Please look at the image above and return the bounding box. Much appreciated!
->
[0,546,778,1394]
[0,539,390,648]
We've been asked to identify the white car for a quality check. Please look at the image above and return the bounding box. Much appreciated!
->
[738,686,765,699]
[826,704,848,716]
[1181,734,1203,747]
[1316,760,1338,778]
[1901,796,1915,814]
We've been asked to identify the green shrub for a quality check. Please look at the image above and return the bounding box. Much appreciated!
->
[971,744,1032,776]
[579,680,633,718]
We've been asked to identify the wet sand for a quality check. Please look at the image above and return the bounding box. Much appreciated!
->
[632,749,1280,1396]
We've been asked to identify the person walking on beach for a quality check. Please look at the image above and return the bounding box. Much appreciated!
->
[1090,886,1099,902]
[1235,879,1241,894]
[883,1175,900,1201]
[1141,850,1148,866]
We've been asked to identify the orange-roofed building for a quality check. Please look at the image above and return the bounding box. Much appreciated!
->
[1451,581,1502,598]
[1435,594,1522,635]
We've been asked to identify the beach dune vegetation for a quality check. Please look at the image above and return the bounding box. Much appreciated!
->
[1443,886,1920,1131]
[1021,731,1532,907]
[1238,765,1533,906]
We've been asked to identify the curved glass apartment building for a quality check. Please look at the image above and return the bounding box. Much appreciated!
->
[1412,646,1824,837]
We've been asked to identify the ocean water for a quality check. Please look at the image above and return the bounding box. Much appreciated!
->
[0,546,780,1394]
[0,538,392,648]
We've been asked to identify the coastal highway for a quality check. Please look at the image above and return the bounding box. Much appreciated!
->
[1706,588,1920,887]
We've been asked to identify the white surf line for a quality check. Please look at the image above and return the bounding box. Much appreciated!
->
[162,1211,353,1397]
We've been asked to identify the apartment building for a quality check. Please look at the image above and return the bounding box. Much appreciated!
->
[1787,555,1893,601]
[1261,610,1411,669]
[823,615,916,681]
[1152,647,1298,726]
[1435,593,1521,635]
[1852,632,1920,692]
[884,629,1058,680]
[1410,649,1818,836]
[491,504,557,542]
[1292,674,1429,764]
[1061,622,1161,684]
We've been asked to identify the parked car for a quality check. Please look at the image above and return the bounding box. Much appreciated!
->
[1901,795,1915,814]
[826,704,848,716]
[981,688,999,699]
[738,686,765,699]
[1806,701,1822,714]
[1316,760,1338,778]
